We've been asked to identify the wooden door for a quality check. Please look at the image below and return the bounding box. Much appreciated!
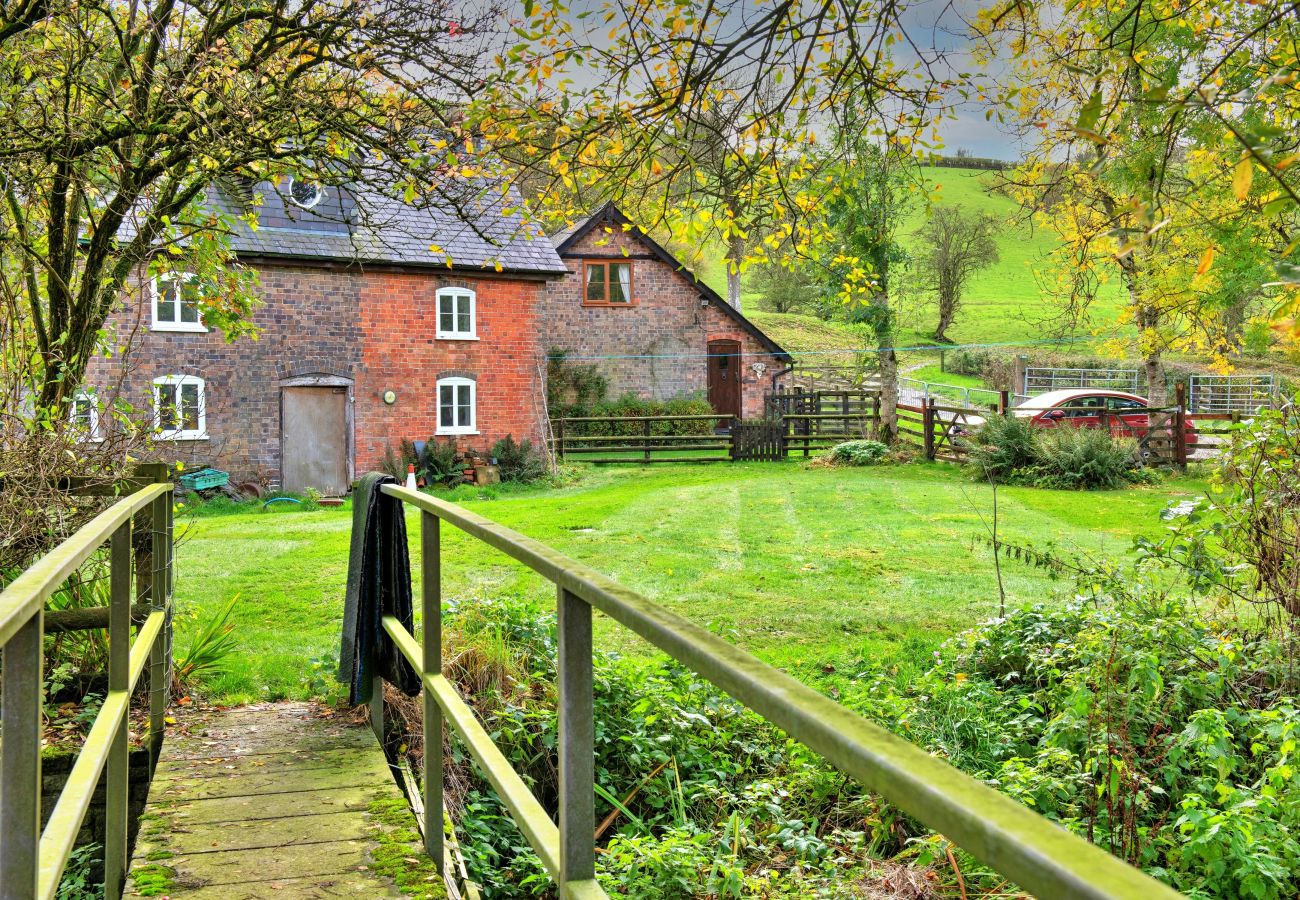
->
[282,386,349,495]
[707,339,742,421]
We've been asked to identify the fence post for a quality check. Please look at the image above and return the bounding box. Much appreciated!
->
[557,587,595,895]
[104,521,133,900]
[1174,382,1188,469]
[148,492,168,764]
[923,399,936,460]
[643,418,651,465]
[421,511,444,871]
[556,418,566,461]
[0,612,42,898]
[998,390,1009,416]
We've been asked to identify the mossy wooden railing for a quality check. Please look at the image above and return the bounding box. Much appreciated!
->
[0,482,173,899]
[371,482,1185,900]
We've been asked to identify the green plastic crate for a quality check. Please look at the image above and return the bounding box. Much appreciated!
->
[178,468,229,492]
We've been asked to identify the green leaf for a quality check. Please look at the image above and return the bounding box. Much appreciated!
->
[1076,89,1102,132]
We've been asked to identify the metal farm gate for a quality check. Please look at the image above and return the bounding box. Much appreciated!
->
[1187,374,1277,414]
[1023,367,1141,397]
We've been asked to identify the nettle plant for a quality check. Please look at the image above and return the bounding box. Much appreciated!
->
[850,404,1300,898]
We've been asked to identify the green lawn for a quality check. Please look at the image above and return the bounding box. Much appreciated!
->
[176,463,1205,705]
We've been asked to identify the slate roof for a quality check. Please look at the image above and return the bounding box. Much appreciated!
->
[552,203,792,361]
[184,177,568,276]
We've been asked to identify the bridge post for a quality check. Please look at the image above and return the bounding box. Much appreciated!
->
[105,521,133,900]
[421,511,445,872]
[148,492,169,764]
[0,613,42,897]
[557,586,595,894]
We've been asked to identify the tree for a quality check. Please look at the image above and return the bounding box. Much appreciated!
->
[913,205,1000,342]
[0,0,500,414]
[823,139,913,443]
[750,257,822,314]
[489,0,952,298]
[978,0,1300,395]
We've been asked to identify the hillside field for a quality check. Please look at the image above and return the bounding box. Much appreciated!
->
[695,166,1130,356]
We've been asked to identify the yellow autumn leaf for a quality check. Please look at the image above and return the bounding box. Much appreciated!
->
[1196,246,1215,276]
[1233,157,1253,200]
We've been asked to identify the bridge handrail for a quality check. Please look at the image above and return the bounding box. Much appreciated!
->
[375,482,1183,900]
[0,482,174,900]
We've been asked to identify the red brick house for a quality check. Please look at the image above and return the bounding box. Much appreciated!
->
[542,203,790,421]
[88,179,568,494]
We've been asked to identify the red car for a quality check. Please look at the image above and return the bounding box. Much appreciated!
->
[1014,389,1197,443]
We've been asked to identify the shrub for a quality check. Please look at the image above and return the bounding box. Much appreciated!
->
[563,393,717,438]
[1028,426,1140,489]
[491,435,546,483]
[963,417,1144,489]
[961,414,1037,481]
[828,440,889,466]
[418,437,462,486]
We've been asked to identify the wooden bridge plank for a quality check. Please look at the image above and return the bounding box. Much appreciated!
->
[127,703,443,898]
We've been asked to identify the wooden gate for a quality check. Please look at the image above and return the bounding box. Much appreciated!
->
[731,420,785,461]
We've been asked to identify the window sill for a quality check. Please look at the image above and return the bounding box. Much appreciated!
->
[435,429,479,436]
[582,302,637,308]
[435,334,480,341]
[151,323,209,334]
[152,433,209,442]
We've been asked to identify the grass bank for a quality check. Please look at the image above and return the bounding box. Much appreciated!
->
[176,462,1205,705]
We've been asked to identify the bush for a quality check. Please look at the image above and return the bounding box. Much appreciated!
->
[961,414,1037,481]
[418,437,462,486]
[562,393,717,438]
[1028,426,1140,489]
[963,416,1144,489]
[491,435,546,483]
[828,440,889,466]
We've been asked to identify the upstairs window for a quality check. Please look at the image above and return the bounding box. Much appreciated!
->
[436,377,476,435]
[288,177,324,209]
[152,273,207,332]
[153,375,206,440]
[436,288,477,340]
[583,261,633,306]
[68,391,100,440]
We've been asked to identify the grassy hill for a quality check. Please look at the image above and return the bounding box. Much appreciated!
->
[696,166,1129,355]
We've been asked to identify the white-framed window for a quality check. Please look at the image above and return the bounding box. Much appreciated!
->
[436,377,476,435]
[68,391,101,440]
[151,273,207,333]
[436,288,477,340]
[152,375,207,440]
[288,177,324,209]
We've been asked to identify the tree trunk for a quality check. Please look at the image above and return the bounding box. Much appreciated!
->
[878,345,898,443]
[933,292,955,343]
[872,292,898,443]
[726,234,744,310]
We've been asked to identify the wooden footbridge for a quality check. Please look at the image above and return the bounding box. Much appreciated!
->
[2,474,1187,899]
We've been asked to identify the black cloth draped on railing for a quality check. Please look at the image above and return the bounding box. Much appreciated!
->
[339,472,421,704]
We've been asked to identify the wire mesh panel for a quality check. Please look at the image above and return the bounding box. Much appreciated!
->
[1187,374,1276,414]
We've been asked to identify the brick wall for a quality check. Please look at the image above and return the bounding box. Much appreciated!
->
[539,224,785,420]
[89,264,547,487]
[354,274,545,472]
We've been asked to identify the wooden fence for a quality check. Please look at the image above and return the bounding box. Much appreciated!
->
[555,386,1222,468]
[368,483,1181,900]
[553,414,734,463]
[0,471,174,900]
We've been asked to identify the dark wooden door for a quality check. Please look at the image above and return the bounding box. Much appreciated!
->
[282,386,349,495]
[707,339,742,420]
